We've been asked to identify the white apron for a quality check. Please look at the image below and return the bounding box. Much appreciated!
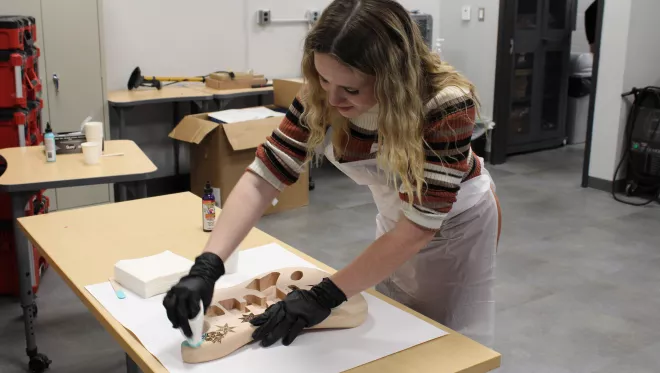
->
[324,137,497,347]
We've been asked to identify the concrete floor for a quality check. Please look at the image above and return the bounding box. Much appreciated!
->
[1,145,659,372]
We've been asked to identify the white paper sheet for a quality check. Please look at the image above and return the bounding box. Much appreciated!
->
[208,107,285,124]
[86,243,447,373]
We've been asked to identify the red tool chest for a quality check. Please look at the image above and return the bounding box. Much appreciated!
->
[0,50,27,108]
[25,47,41,101]
[0,99,40,150]
[0,107,27,149]
[0,98,44,215]
[0,16,35,50]
[26,99,43,145]
[0,14,47,296]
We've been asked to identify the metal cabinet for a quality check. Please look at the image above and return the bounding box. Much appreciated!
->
[492,0,577,163]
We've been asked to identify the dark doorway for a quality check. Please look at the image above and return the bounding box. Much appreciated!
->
[492,0,577,164]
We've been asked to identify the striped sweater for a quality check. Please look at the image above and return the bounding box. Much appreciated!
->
[248,85,482,230]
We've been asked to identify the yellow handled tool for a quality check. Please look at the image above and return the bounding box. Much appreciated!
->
[128,66,231,90]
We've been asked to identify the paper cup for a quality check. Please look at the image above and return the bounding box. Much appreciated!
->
[82,142,101,165]
[86,134,103,155]
[84,121,104,140]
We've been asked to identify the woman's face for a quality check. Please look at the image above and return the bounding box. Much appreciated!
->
[314,52,377,118]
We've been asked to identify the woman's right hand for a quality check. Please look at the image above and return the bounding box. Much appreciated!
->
[163,252,225,338]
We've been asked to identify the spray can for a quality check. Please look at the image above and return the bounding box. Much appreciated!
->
[202,181,216,232]
[44,122,56,162]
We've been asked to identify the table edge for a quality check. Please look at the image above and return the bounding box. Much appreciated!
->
[0,169,157,192]
[108,95,214,107]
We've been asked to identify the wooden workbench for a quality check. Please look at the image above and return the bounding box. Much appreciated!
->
[0,140,156,192]
[17,192,500,373]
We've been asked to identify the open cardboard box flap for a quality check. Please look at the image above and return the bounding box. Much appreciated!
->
[169,114,219,144]
[273,78,303,108]
[222,116,281,151]
[170,112,282,151]
[168,78,307,216]
[170,78,303,149]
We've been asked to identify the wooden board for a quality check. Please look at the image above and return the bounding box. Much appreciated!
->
[182,267,367,363]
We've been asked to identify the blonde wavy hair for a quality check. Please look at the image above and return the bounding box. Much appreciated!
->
[301,0,478,201]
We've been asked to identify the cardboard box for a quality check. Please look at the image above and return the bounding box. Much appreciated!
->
[54,132,85,154]
[209,72,264,81]
[169,79,307,215]
[205,75,268,90]
[54,131,104,154]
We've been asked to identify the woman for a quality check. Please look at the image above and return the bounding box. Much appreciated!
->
[164,0,500,348]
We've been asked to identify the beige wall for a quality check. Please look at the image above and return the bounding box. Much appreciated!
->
[439,0,500,120]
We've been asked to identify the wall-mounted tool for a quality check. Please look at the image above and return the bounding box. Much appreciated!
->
[127,66,206,90]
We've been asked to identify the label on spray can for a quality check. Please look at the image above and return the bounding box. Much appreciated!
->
[202,200,216,232]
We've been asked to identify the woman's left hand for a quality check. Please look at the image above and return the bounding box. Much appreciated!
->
[250,277,347,347]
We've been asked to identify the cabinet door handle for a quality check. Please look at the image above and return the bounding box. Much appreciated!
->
[53,74,59,95]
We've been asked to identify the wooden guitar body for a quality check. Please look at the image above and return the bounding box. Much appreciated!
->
[181,267,368,363]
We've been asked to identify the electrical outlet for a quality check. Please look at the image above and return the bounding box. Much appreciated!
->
[461,5,471,21]
[257,10,271,25]
[308,10,320,23]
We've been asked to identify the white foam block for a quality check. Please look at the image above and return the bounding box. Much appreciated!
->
[114,251,193,298]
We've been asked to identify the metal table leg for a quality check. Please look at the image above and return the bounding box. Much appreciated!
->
[118,184,128,202]
[116,106,126,140]
[191,100,210,114]
[113,105,131,202]
[172,102,180,176]
[134,181,147,199]
[125,353,142,373]
[214,98,230,110]
[11,191,52,373]
[116,181,147,201]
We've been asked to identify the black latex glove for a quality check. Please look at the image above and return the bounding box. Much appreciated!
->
[250,277,347,347]
[163,252,225,338]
